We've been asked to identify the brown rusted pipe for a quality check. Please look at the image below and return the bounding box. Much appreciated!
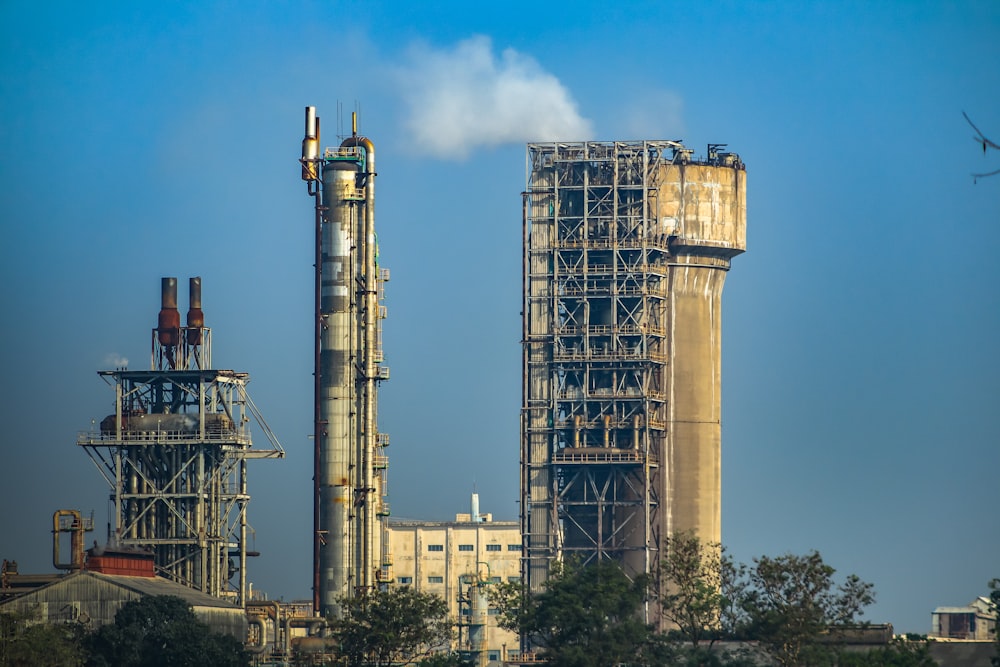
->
[52,510,84,571]
[157,277,180,349]
[186,277,204,345]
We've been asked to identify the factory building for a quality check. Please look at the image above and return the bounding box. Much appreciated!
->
[520,142,747,601]
[387,496,520,666]
[931,596,998,641]
[0,547,246,639]
[77,277,284,606]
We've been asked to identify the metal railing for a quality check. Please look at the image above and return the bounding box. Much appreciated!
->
[76,429,253,446]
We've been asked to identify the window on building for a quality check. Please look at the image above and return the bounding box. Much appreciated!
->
[458,544,474,551]
[427,544,444,552]
[485,544,501,552]
[490,576,501,583]
[460,607,471,616]
[488,651,500,662]
[507,544,520,551]
[459,574,474,584]
[396,576,412,584]
[488,607,500,615]
[427,576,443,584]
[507,576,520,583]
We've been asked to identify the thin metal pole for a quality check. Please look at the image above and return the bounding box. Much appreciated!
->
[312,177,323,615]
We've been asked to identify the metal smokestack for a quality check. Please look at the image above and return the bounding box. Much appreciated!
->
[186,277,204,345]
[302,106,319,181]
[157,278,180,348]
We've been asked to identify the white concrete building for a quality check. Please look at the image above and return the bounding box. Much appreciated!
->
[387,496,520,665]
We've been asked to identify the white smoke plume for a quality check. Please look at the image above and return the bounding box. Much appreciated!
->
[398,36,593,159]
[104,353,129,368]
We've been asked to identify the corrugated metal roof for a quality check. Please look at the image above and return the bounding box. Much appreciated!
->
[84,572,241,610]
[0,570,246,638]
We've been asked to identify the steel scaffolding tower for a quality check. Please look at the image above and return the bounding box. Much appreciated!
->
[521,142,746,599]
[78,277,284,606]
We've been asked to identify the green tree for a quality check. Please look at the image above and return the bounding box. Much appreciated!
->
[737,551,875,667]
[490,559,651,667]
[84,595,248,667]
[0,612,86,667]
[658,532,727,648]
[655,533,761,666]
[836,639,937,667]
[328,586,452,667]
[415,652,473,667]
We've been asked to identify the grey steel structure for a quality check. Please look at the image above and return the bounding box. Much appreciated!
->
[300,107,391,616]
[521,142,746,597]
[78,277,284,606]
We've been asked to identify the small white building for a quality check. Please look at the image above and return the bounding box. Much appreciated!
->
[931,596,997,641]
[387,495,521,665]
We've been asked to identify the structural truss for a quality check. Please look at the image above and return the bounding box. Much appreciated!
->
[521,141,747,600]
[79,283,284,606]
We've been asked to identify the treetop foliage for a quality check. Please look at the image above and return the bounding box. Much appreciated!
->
[1,595,248,667]
[491,558,651,667]
[328,585,452,667]
[736,550,876,667]
[85,595,249,667]
[492,537,901,667]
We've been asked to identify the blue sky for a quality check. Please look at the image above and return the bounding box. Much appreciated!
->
[1,1,997,633]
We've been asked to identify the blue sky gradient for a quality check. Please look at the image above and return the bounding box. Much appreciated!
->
[1,1,998,633]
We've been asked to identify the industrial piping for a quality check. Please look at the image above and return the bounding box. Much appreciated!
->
[301,106,387,617]
[340,133,377,593]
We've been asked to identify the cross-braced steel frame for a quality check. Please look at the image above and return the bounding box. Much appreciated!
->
[78,323,283,606]
[521,141,689,594]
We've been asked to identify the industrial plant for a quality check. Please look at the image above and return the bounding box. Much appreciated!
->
[0,109,750,665]
[520,142,746,605]
[79,276,286,604]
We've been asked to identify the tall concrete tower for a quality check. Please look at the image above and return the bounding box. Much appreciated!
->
[520,141,746,594]
[300,107,392,617]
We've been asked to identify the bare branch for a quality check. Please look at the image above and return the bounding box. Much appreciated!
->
[973,167,1000,184]
[963,111,1000,152]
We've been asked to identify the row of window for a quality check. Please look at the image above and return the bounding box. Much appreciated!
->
[427,544,520,552]
[398,576,521,584]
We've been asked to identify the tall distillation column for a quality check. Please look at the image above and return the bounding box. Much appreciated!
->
[521,142,746,605]
[78,278,285,605]
[301,106,391,616]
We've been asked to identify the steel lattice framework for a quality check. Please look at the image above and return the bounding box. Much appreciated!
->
[521,141,746,604]
[79,280,284,606]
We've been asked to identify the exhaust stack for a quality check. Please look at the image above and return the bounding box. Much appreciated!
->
[157,277,180,367]
[186,277,204,345]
